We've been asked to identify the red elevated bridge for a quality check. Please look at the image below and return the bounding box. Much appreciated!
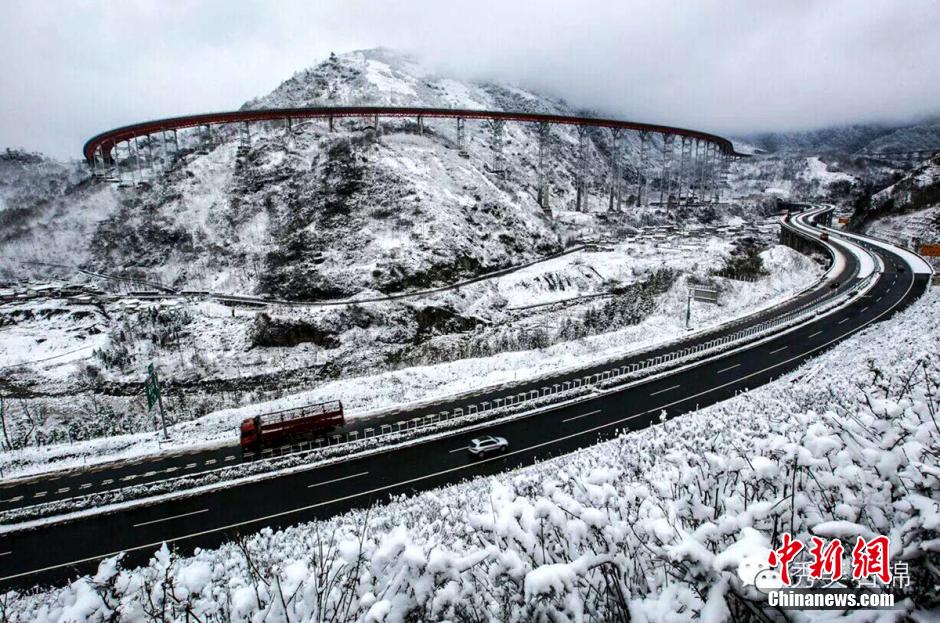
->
[83,106,748,164]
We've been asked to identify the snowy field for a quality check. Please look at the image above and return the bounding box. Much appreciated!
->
[4,275,936,622]
[0,243,821,478]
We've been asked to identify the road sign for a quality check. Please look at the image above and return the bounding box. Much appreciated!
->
[919,243,940,257]
[145,363,168,439]
[692,287,719,304]
[145,364,160,410]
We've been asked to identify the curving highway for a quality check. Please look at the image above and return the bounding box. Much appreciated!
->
[0,207,931,590]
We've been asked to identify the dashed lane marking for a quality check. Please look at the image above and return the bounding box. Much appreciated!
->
[0,551,10,557]
[205,459,217,466]
[716,363,741,374]
[133,508,209,529]
[79,483,92,490]
[649,384,680,397]
[808,331,823,338]
[57,487,70,494]
[165,467,178,473]
[307,472,369,489]
[837,318,849,325]
[102,479,113,485]
[449,446,468,454]
[224,455,235,462]
[861,307,869,313]
[185,463,197,470]
[562,409,602,423]
[33,491,46,498]
[769,346,788,354]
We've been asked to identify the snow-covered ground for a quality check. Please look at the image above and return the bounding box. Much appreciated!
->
[0,243,821,478]
[4,271,935,622]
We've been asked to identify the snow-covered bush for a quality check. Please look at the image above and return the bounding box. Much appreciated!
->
[6,292,939,621]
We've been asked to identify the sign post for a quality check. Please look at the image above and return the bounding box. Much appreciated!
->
[145,363,168,439]
[687,286,719,329]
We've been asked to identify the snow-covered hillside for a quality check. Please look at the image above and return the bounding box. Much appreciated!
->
[6,287,937,622]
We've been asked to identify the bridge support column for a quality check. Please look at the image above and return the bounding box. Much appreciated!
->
[242,122,251,147]
[161,130,169,173]
[134,137,143,184]
[609,128,623,212]
[328,116,334,132]
[488,118,505,179]
[455,117,466,152]
[146,135,156,178]
[660,134,674,207]
[416,115,424,135]
[695,138,705,201]
[637,130,649,207]
[576,125,588,211]
[677,137,689,205]
[373,114,381,136]
[537,121,551,213]
[113,142,122,183]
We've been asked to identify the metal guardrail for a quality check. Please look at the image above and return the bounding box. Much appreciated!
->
[245,263,877,461]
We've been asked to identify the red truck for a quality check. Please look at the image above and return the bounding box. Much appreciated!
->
[240,400,344,453]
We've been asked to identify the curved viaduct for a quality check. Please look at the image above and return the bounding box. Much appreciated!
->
[83,106,749,207]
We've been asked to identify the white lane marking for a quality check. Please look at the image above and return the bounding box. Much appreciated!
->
[8,495,23,503]
[185,463,197,469]
[57,487,70,494]
[307,471,369,489]
[716,363,740,374]
[165,467,178,473]
[2,262,918,583]
[649,384,680,396]
[769,345,788,354]
[121,474,137,482]
[144,471,156,478]
[861,307,869,313]
[876,297,882,303]
[224,455,236,462]
[79,483,92,490]
[205,459,217,466]
[132,508,209,528]
[102,479,114,485]
[808,331,823,338]
[0,551,10,557]
[562,409,601,423]
[33,491,46,498]
[449,446,468,454]
[837,318,849,325]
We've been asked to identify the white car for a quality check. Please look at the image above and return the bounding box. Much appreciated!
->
[468,436,509,458]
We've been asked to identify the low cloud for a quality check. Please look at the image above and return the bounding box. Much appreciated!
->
[2,0,938,158]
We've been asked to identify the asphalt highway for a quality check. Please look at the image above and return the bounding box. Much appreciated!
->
[0,214,930,590]
[0,214,859,511]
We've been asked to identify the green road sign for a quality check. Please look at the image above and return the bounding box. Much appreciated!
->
[145,363,160,410]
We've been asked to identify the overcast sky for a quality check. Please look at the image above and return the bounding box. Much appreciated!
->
[2,0,939,159]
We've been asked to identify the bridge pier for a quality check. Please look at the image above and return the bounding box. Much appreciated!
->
[373,114,381,136]
[660,134,674,207]
[488,119,505,179]
[537,121,551,213]
[637,130,650,207]
[609,128,623,212]
[328,116,334,132]
[416,115,424,135]
[576,125,589,211]
[134,137,143,184]
[455,117,466,152]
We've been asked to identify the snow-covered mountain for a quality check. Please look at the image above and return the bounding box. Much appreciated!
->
[737,117,940,156]
[3,49,679,298]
